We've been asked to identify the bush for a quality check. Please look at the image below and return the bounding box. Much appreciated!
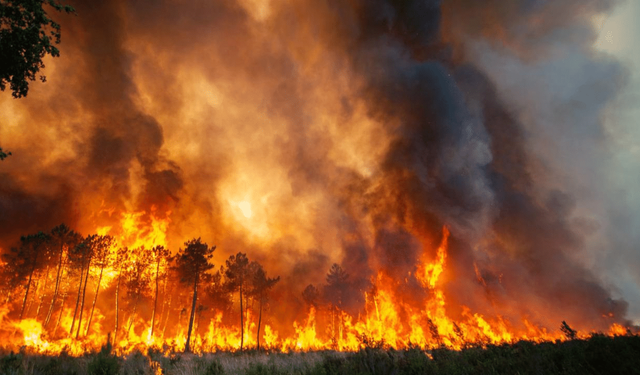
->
[87,342,120,375]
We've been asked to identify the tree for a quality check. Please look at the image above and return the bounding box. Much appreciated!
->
[122,246,153,336]
[249,262,279,350]
[324,263,349,309]
[3,232,52,320]
[68,234,96,338]
[113,246,130,342]
[324,263,349,344]
[224,252,251,351]
[0,0,75,98]
[302,284,320,310]
[85,235,115,336]
[0,148,10,160]
[174,238,215,353]
[149,245,171,338]
[44,224,80,327]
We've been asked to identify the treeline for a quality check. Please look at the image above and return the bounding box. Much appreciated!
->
[0,224,281,352]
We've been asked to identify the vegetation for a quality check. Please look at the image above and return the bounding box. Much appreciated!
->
[0,224,283,354]
[0,0,75,98]
[1,334,639,374]
[174,238,216,353]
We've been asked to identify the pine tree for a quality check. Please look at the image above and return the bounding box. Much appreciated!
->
[174,238,215,353]
[250,262,279,350]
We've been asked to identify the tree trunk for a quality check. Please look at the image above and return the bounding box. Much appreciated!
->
[162,290,173,337]
[114,266,122,342]
[69,259,86,336]
[75,263,91,339]
[185,272,198,353]
[158,272,168,336]
[45,244,66,327]
[127,292,141,337]
[150,258,160,338]
[257,299,263,351]
[239,286,244,351]
[85,263,104,336]
[19,259,38,320]
[54,291,67,335]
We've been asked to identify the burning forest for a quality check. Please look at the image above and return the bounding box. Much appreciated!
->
[0,0,639,356]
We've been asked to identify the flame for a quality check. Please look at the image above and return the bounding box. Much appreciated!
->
[0,222,633,356]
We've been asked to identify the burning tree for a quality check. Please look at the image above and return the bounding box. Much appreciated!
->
[149,245,171,338]
[43,224,81,328]
[84,235,115,336]
[2,232,52,321]
[249,262,279,351]
[174,238,215,353]
[122,246,153,337]
[224,252,251,351]
[324,263,349,345]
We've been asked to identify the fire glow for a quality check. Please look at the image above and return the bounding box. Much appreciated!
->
[0,0,637,357]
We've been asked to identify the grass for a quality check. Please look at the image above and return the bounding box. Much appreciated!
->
[1,334,639,375]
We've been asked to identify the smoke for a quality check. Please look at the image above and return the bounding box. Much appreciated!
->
[0,0,635,331]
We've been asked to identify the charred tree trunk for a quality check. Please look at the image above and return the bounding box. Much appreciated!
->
[45,244,66,326]
[19,255,39,320]
[158,272,168,336]
[162,290,173,337]
[75,263,91,339]
[257,298,263,351]
[239,286,244,351]
[54,290,67,334]
[150,258,160,338]
[85,263,104,336]
[69,258,86,336]
[184,272,198,353]
[127,292,141,337]
[114,266,122,342]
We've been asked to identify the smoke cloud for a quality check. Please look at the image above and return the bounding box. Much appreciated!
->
[0,0,636,334]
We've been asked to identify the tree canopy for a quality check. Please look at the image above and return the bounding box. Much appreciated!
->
[0,0,74,98]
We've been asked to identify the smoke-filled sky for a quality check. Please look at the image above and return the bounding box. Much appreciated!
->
[1,0,639,328]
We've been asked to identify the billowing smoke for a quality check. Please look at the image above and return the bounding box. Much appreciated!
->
[0,0,635,337]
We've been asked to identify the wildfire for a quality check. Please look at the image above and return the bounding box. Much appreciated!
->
[0,221,634,357]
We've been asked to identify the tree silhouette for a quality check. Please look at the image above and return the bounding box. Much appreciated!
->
[113,246,130,342]
[3,232,51,320]
[324,263,349,344]
[224,252,251,351]
[149,245,171,338]
[324,263,349,309]
[0,0,75,98]
[302,284,320,310]
[44,224,80,327]
[250,262,279,350]
[174,238,215,353]
[85,235,115,336]
[70,234,101,339]
[123,246,153,336]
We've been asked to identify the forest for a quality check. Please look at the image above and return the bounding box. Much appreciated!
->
[0,223,289,354]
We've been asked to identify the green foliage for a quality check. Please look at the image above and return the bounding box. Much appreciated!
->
[0,0,75,98]
[87,341,120,375]
[0,147,10,160]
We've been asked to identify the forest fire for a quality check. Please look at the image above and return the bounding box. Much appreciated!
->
[0,0,638,358]
[0,219,631,355]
